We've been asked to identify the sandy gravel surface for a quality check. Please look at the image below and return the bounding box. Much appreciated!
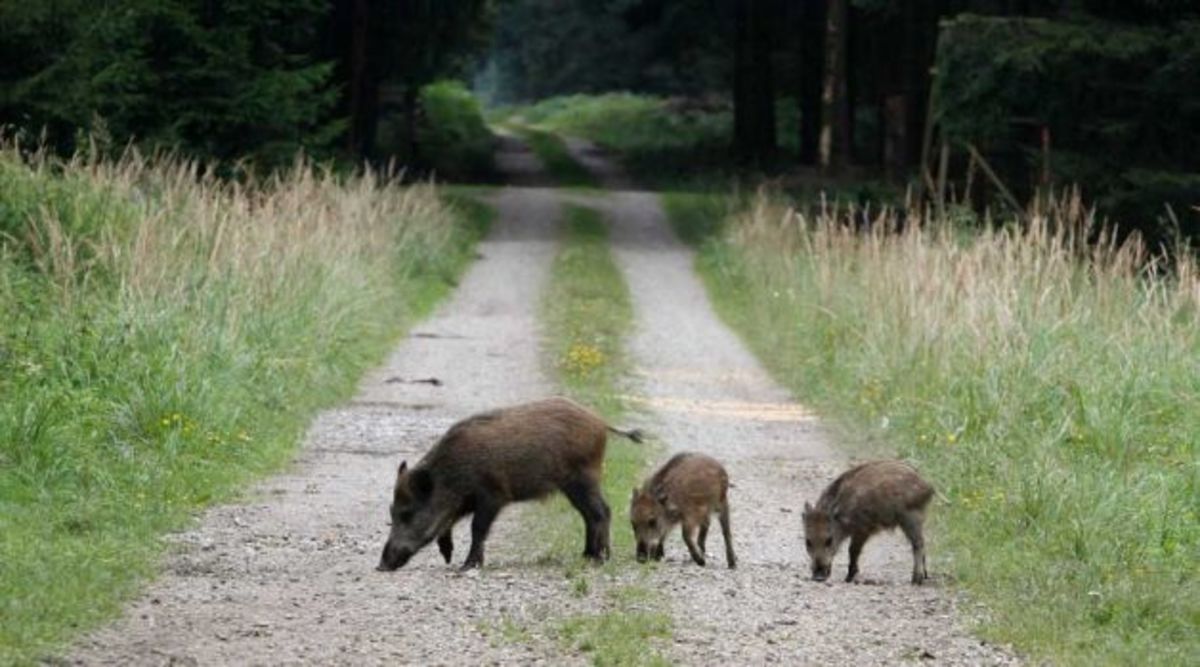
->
[66,136,1017,665]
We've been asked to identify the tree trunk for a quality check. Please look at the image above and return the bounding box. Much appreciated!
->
[819,0,851,172]
[798,0,825,165]
[403,84,419,168]
[734,0,777,165]
[347,0,369,155]
[903,0,925,173]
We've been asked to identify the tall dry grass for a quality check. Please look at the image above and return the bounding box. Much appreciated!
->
[679,189,1200,664]
[10,147,455,304]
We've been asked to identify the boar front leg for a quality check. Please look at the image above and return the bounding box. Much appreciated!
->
[461,501,500,571]
[437,529,454,564]
[846,533,867,582]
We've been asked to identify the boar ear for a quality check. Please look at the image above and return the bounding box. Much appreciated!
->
[631,488,639,502]
[803,501,813,516]
[398,460,408,475]
[410,468,434,500]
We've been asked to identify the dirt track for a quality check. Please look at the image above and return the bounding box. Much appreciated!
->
[67,136,1016,665]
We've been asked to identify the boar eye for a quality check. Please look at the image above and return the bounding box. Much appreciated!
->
[824,538,833,548]
[805,539,812,549]
[398,510,415,524]
[648,519,658,530]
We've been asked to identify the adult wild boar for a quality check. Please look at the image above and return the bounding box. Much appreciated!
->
[630,452,736,568]
[802,460,934,584]
[377,397,643,571]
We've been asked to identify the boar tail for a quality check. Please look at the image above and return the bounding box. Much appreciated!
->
[607,426,645,444]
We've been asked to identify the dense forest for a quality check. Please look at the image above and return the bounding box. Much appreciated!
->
[2,1,1197,236]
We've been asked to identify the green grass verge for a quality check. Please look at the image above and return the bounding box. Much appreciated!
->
[533,204,672,666]
[0,150,491,664]
[538,204,642,559]
[506,124,599,189]
[663,190,1200,666]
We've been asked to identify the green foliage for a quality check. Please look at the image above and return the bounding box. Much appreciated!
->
[412,81,496,181]
[0,0,341,167]
[0,148,486,663]
[935,15,1200,239]
[673,191,1200,665]
[659,191,731,246]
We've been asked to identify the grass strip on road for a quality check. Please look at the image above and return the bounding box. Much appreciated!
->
[533,203,672,666]
[507,124,599,189]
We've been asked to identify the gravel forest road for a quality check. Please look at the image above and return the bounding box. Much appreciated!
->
[66,135,1016,665]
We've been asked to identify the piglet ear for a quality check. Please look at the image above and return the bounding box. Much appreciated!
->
[398,460,408,475]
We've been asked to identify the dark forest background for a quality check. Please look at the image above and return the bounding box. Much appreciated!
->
[2,1,1197,238]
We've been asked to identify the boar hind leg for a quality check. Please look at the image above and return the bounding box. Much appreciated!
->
[697,519,710,554]
[682,522,706,567]
[461,502,500,571]
[718,504,737,569]
[900,513,928,585]
[563,479,611,562]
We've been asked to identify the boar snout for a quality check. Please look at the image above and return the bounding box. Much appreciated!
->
[811,563,832,582]
[377,541,414,572]
[635,540,664,563]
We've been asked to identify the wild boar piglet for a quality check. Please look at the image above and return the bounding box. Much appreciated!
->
[630,452,736,568]
[802,460,934,584]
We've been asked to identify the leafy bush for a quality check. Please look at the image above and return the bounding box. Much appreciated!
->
[407,80,496,181]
